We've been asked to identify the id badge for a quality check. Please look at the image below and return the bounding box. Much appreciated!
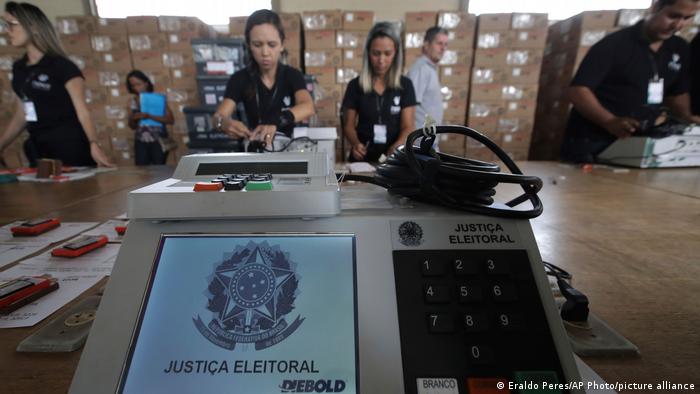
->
[373,124,387,144]
[23,101,38,122]
[647,78,664,104]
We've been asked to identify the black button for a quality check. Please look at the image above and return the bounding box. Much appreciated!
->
[463,313,489,333]
[454,258,478,275]
[467,344,495,365]
[421,259,445,276]
[224,181,245,190]
[424,284,450,303]
[211,177,227,184]
[427,313,454,333]
[485,258,510,275]
[495,312,523,331]
[457,283,483,303]
[490,282,517,302]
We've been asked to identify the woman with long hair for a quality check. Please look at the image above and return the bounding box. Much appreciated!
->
[0,2,113,167]
[342,22,416,162]
[126,70,175,165]
[212,9,314,147]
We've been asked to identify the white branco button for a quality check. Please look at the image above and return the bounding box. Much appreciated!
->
[416,378,460,394]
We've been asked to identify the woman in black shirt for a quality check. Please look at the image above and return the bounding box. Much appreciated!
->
[0,2,113,167]
[342,22,416,162]
[213,9,314,147]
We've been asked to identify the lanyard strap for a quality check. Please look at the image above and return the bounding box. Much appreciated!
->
[21,70,38,100]
[647,52,660,80]
[255,71,279,125]
[376,94,384,125]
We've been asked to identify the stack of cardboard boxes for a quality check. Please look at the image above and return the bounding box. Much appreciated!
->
[466,13,547,162]
[530,10,630,160]
[303,10,372,129]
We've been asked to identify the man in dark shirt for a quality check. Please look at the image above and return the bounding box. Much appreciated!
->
[561,0,700,163]
[691,33,700,115]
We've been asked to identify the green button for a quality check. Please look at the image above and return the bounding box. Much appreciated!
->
[513,371,561,394]
[245,181,273,191]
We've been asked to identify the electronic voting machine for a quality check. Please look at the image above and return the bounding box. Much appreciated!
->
[70,152,583,394]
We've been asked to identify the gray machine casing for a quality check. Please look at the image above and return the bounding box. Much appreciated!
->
[70,189,582,393]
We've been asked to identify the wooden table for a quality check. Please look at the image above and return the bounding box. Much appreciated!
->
[1,163,699,393]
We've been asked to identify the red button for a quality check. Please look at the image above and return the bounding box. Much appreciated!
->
[193,182,224,192]
[467,378,510,393]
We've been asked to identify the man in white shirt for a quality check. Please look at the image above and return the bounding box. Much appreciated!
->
[407,27,449,131]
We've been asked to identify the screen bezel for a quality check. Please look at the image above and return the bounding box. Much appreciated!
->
[116,233,359,394]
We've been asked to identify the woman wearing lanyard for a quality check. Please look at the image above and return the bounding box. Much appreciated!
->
[0,2,113,167]
[342,22,416,162]
[213,9,314,147]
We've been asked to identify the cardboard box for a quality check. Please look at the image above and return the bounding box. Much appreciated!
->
[447,29,475,49]
[503,99,537,118]
[442,113,467,126]
[60,34,92,55]
[303,10,342,30]
[229,17,247,36]
[97,50,133,72]
[96,18,127,35]
[405,31,425,49]
[170,65,197,82]
[505,64,541,84]
[68,54,100,71]
[286,29,302,49]
[305,49,343,67]
[167,31,200,51]
[280,13,302,33]
[315,98,338,118]
[472,67,508,84]
[474,48,542,67]
[437,11,477,32]
[286,50,302,70]
[129,33,168,51]
[575,10,617,29]
[511,13,548,30]
[336,67,359,84]
[316,84,344,102]
[126,16,160,34]
[142,70,171,87]
[90,35,129,52]
[438,134,466,154]
[441,85,469,101]
[163,51,195,68]
[157,16,186,32]
[84,87,108,105]
[467,116,498,133]
[336,31,367,49]
[511,29,548,49]
[56,16,97,35]
[469,101,505,118]
[306,66,336,86]
[132,50,164,71]
[105,86,131,105]
[478,14,512,32]
[342,11,374,30]
[470,84,503,101]
[304,30,336,50]
[477,31,514,49]
[343,48,363,68]
[501,84,538,101]
[404,49,422,69]
[438,49,473,66]
[167,87,198,105]
[405,12,437,31]
[439,65,471,84]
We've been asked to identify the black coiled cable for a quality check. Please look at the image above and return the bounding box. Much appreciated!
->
[341,125,544,219]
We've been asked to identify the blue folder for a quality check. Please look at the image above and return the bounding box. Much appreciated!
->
[139,93,166,127]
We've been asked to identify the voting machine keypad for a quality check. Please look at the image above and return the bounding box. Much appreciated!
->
[393,250,568,394]
[193,173,273,192]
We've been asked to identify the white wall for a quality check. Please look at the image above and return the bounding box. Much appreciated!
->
[24,0,92,20]
[277,0,463,22]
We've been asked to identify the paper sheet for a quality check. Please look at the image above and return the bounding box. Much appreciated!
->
[0,273,104,328]
[345,162,376,173]
[0,243,46,269]
[0,244,120,328]
[82,220,129,243]
[0,222,99,246]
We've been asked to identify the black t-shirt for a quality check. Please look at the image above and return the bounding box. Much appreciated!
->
[11,54,85,141]
[691,34,700,115]
[565,21,690,147]
[223,63,306,136]
[342,76,417,159]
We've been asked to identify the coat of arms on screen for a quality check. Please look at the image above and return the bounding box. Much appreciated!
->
[193,241,304,350]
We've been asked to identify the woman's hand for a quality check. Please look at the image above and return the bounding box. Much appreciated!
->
[252,124,277,145]
[223,120,252,140]
[90,143,115,167]
[351,142,367,161]
[131,112,147,121]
